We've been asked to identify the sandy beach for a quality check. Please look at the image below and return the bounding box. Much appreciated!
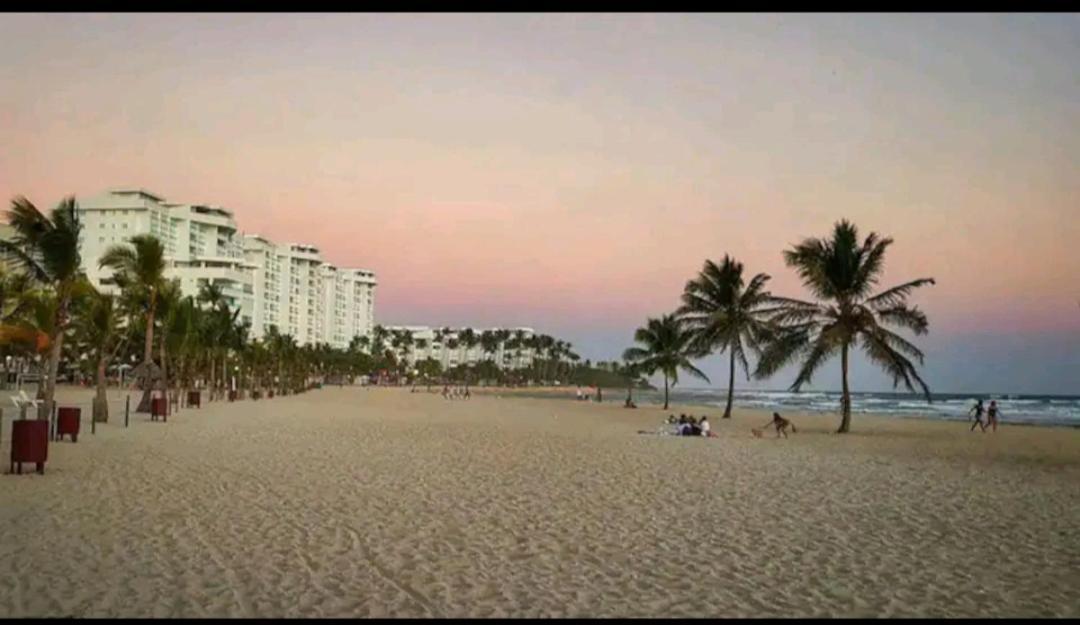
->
[1,385,1078,618]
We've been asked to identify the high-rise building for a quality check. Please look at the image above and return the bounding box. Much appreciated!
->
[75,188,376,347]
[241,237,377,348]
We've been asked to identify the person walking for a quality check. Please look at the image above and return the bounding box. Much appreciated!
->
[987,400,1002,433]
[969,399,987,432]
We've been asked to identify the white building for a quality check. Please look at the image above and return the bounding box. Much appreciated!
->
[76,188,376,348]
[383,326,537,370]
[241,236,377,349]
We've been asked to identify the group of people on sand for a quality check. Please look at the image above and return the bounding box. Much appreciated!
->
[575,386,602,402]
[643,414,717,437]
[639,411,797,439]
[441,385,471,400]
[968,399,1002,433]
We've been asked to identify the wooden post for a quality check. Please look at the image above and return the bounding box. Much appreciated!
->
[91,402,96,435]
[125,395,130,428]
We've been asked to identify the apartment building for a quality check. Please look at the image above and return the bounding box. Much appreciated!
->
[242,236,377,348]
[75,188,376,348]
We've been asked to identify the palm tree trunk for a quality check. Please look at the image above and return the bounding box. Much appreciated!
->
[143,305,155,364]
[723,350,735,418]
[159,337,168,414]
[134,303,156,413]
[663,374,670,410]
[208,354,216,401]
[93,355,109,423]
[838,343,852,433]
[40,330,63,420]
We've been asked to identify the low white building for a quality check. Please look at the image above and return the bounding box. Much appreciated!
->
[76,188,376,348]
[382,326,537,370]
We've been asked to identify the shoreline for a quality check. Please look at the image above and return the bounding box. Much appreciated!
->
[464,385,1080,431]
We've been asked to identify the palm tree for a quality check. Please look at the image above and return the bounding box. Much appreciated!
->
[2,196,83,418]
[511,329,527,371]
[154,279,181,404]
[678,255,777,419]
[755,220,935,433]
[480,330,499,365]
[165,295,199,404]
[459,328,477,363]
[623,314,709,410]
[71,286,127,422]
[99,234,166,413]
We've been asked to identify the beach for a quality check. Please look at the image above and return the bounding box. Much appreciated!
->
[1,385,1078,618]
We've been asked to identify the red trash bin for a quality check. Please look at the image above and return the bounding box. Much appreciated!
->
[56,407,81,442]
[11,419,49,474]
[187,391,201,408]
[151,397,167,422]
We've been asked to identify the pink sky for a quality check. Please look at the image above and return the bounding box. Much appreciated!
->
[2,14,1077,392]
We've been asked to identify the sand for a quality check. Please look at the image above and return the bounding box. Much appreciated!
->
[1,385,1078,618]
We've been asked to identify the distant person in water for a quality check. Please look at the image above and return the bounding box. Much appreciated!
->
[987,400,1001,432]
[969,399,987,432]
[762,412,796,438]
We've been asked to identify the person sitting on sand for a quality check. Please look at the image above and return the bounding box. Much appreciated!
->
[987,400,1001,433]
[969,399,987,432]
[699,415,716,438]
[624,397,637,409]
[685,416,701,437]
[761,412,796,438]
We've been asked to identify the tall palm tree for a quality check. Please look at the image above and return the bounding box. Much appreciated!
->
[100,234,166,413]
[678,255,777,419]
[155,279,183,407]
[166,295,199,403]
[2,196,83,418]
[755,220,935,433]
[623,314,709,410]
[71,286,128,422]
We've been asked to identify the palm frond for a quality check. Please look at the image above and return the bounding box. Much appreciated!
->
[789,330,842,390]
[866,278,935,310]
[861,330,931,400]
[875,304,930,335]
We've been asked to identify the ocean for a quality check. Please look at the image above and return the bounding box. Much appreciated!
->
[589,388,1080,428]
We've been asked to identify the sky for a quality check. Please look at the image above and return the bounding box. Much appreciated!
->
[1,13,1077,395]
